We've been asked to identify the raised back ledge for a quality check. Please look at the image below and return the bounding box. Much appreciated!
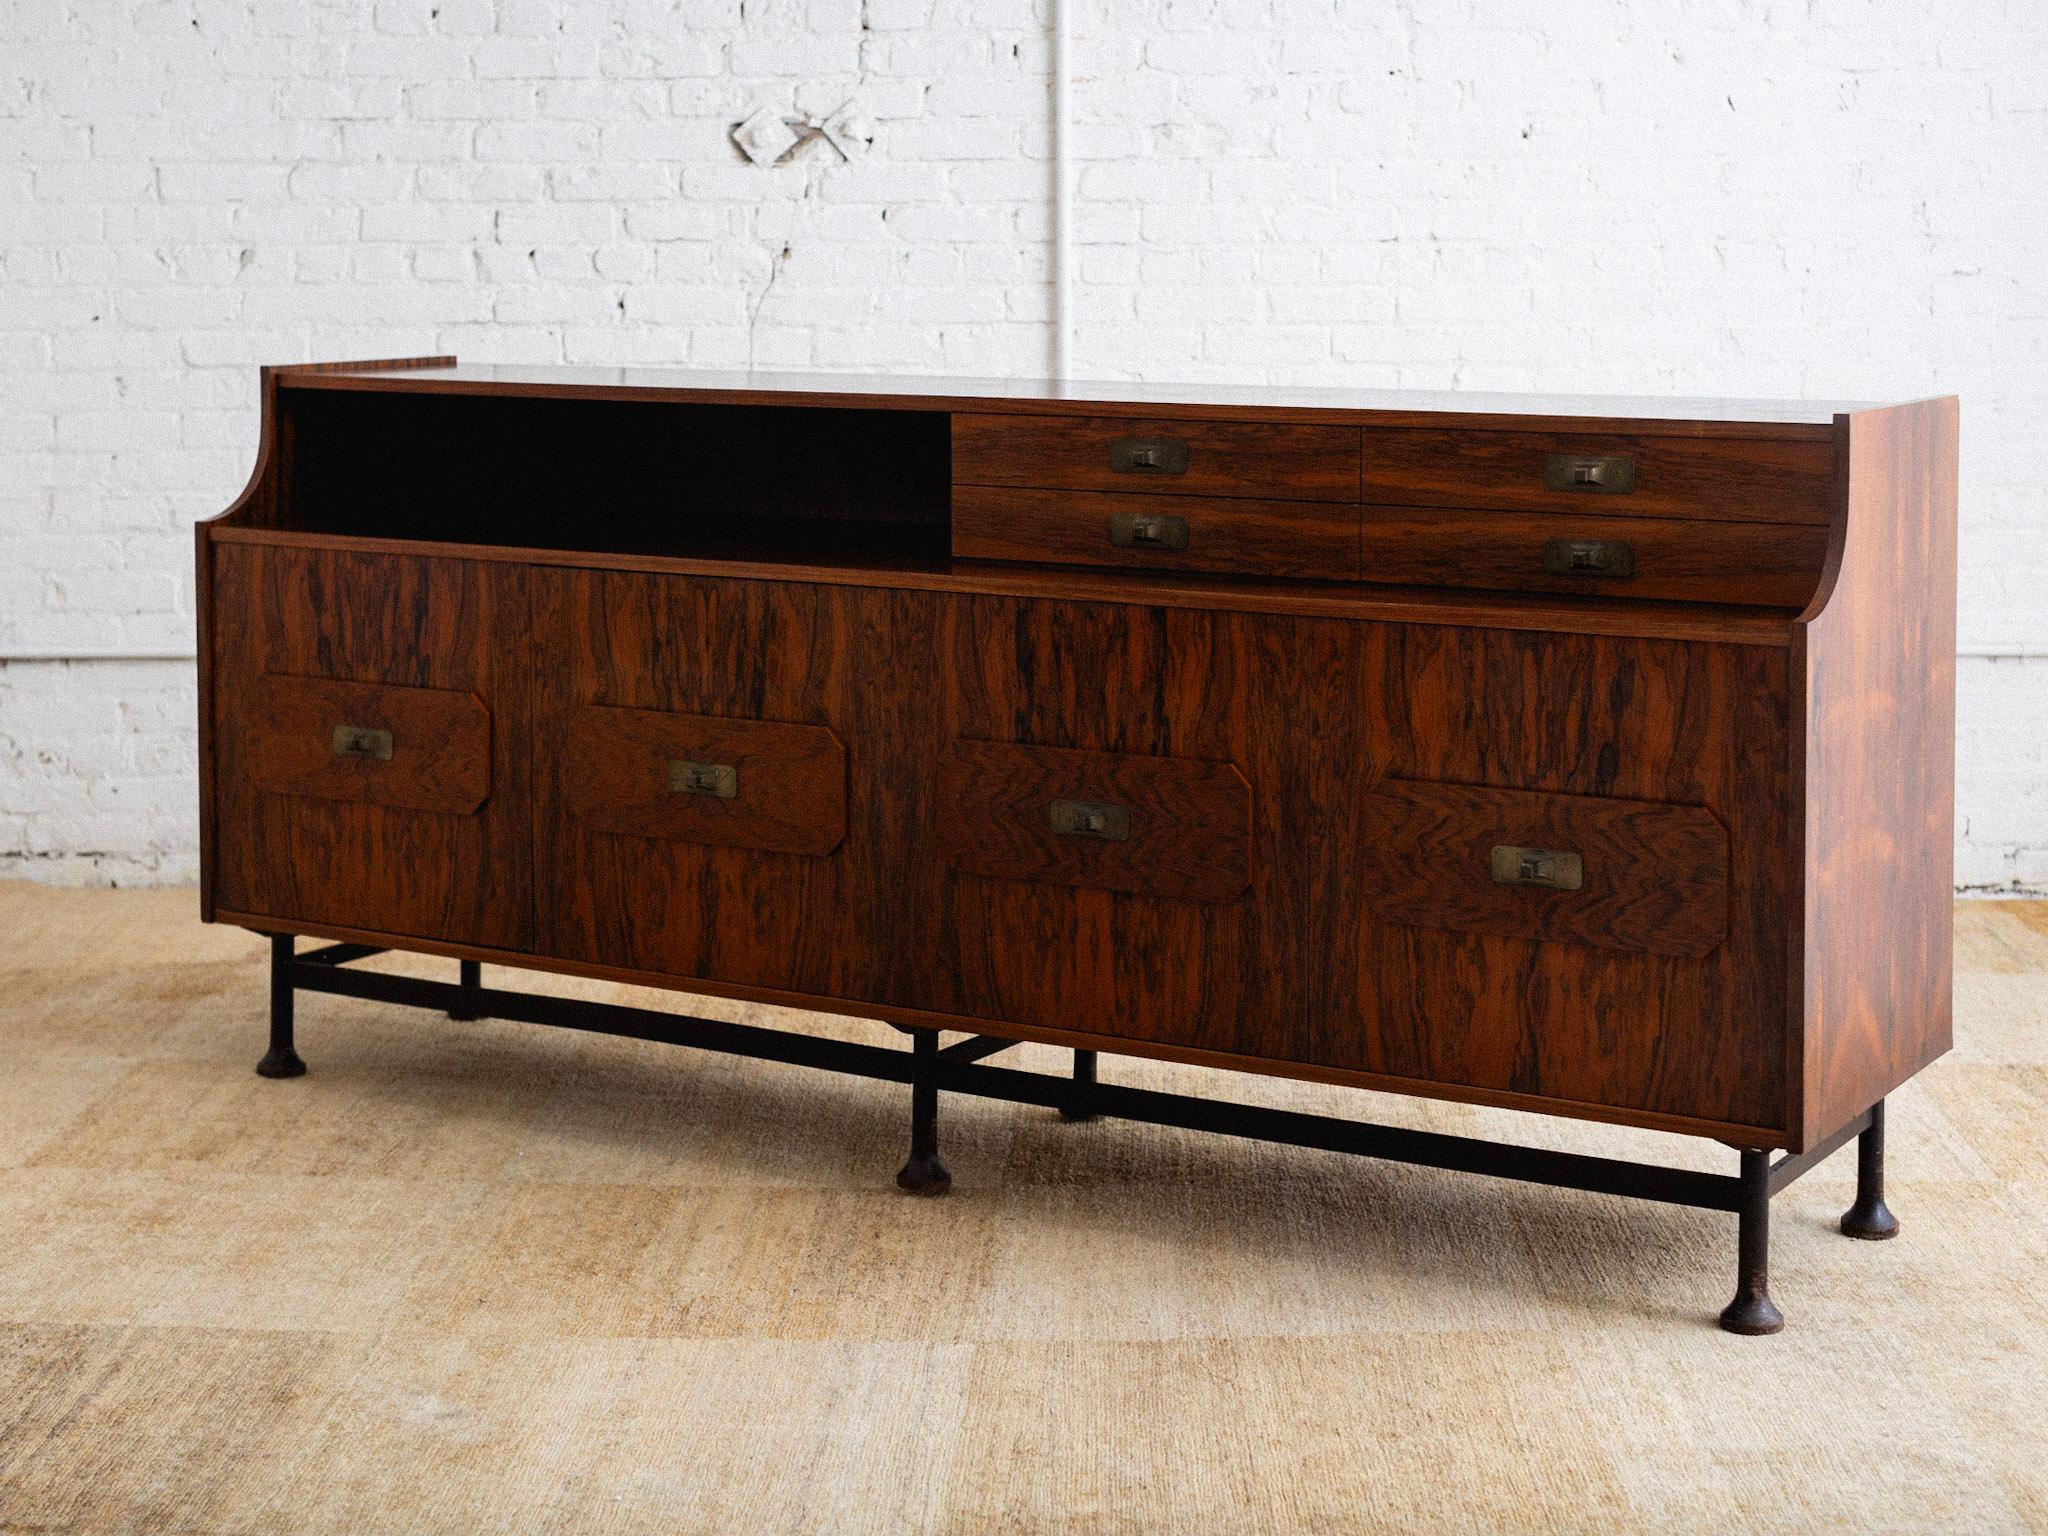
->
[207,524,1798,650]
[271,361,1871,440]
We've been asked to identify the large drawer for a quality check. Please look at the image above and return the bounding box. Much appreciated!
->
[561,704,846,857]
[937,739,1253,904]
[1360,427,1834,524]
[1359,508,1830,607]
[953,485,1359,578]
[1360,779,1730,958]
[953,412,1359,501]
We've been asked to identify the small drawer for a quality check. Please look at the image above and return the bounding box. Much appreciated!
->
[1360,428,1834,524]
[563,705,845,856]
[953,486,1360,579]
[938,739,1252,903]
[953,413,1360,502]
[247,674,490,815]
[1361,779,1728,957]
[1359,509,1830,607]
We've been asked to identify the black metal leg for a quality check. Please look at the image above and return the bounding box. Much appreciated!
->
[895,1028,951,1196]
[1840,1097,1900,1239]
[1718,1148,1783,1335]
[448,958,485,1021]
[255,934,308,1078]
[1059,1048,1099,1122]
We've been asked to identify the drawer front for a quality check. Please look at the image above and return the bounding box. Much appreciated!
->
[562,704,845,856]
[953,485,1359,579]
[938,602,1786,1135]
[1360,779,1729,958]
[532,569,933,1001]
[209,543,533,950]
[1361,428,1834,524]
[938,739,1252,904]
[1359,509,1830,607]
[953,412,1360,502]
[247,674,490,815]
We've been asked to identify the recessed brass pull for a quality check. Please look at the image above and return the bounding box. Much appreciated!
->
[1108,511,1189,551]
[1543,453,1638,494]
[1108,436,1189,476]
[669,759,738,799]
[330,724,393,762]
[1542,538,1636,579]
[1490,844,1584,892]
[1049,798,1131,841]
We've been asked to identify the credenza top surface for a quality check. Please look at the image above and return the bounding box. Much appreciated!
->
[278,362,1892,437]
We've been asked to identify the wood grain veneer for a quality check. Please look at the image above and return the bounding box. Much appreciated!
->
[1790,398,1958,1146]
[953,412,1360,500]
[209,523,1800,648]
[531,568,930,997]
[562,705,847,857]
[1360,426,1836,524]
[953,485,1361,579]
[246,675,491,816]
[1359,780,1730,958]
[195,361,1957,1156]
[1358,507,1831,608]
[211,539,533,951]
[936,739,1254,904]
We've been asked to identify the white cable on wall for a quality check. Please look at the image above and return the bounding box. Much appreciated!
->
[1050,0,1071,381]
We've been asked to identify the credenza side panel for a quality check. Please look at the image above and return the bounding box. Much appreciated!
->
[210,543,535,950]
[1795,399,1959,1145]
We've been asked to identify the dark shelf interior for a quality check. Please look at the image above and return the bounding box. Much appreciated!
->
[278,388,953,565]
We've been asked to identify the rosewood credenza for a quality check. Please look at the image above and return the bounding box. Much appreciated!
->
[197,360,1957,1333]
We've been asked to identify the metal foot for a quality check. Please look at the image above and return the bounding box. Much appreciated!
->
[895,1027,951,1196]
[1840,1098,1900,1240]
[256,1045,307,1078]
[448,958,485,1021]
[896,1155,951,1196]
[1719,1147,1783,1334]
[256,934,307,1078]
[1058,1048,1099,1122]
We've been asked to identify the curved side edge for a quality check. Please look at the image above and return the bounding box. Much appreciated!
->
[196,356,456,920]
[205,358,457,535]
[1785,397,1958,1151]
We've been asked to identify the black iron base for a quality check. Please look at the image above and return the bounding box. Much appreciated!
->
[1060,1048,1099,1122]
[256,935,1898,1333]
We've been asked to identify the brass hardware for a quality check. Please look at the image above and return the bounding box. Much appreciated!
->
[668,759,738,799]
[1108,511,1190,551]
[1049,798,1131,841]
[1109,436,1190,476]
[1542,538,1637,579]
[1543,453,1638,494]
[1490,844,1584,892]
[330,724,393,762]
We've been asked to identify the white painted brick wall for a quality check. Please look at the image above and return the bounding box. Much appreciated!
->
[1,0,2044,888]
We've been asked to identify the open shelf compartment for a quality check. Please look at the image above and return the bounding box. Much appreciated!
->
[273,384,954,565]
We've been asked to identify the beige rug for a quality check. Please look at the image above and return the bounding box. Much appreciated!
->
[1,881,2044,1534]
